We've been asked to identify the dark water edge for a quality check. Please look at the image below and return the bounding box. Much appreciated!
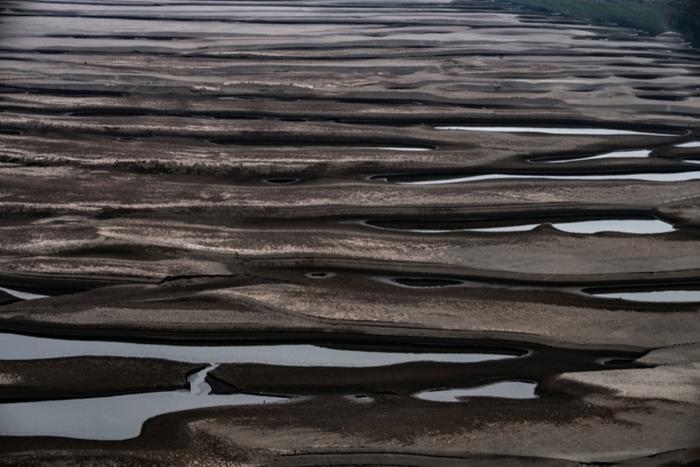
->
[493,0,700,47]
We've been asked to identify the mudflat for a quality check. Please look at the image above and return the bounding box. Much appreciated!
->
[0,0,699,465]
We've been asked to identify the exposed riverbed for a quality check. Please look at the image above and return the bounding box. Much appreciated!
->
[0,0,698,465]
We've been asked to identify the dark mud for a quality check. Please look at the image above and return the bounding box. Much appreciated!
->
[0,357,199,401]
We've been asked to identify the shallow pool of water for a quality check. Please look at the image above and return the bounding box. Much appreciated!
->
[435,126,672,136]
[363,218,674,235]
[552,219,674,234]
[396,171,700,185]
[375,276,468,289]
[415,381,537,402]
[677,141,700,148]
[539,149,651,163]
[365,147,431,152]
[0,287,48,301]
[591,289,700,303]
[0,364,290,440]
[0,333,519,365]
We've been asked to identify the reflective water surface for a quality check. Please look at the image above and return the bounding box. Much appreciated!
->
[397,171,700,185]
[0,287,48,301]
[0,380,290,440]
[369,147,431,152]
[551,219,674,234]
[415,381,538,402]
[0,333,519,365]
[435,126,672,136]
[540,149,651,163]
[187,363,218,395]
[591,289,700,303]
[363,218,674,235]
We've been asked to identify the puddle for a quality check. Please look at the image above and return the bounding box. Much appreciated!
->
[677,141,700,148]
[0,333,520,365]
[590,289,700,303]
[0,365,290,440]
[362,218,674,235]
[386,171,700,185]
[0,287,48,301]
[415,381,537,402]
[359,147,432,152]
[305,271,336,279]
[538,149,651,163]
[379,277,465,288]
[450,224,537,233]
[434,126,672,136]
[552,219,674,234]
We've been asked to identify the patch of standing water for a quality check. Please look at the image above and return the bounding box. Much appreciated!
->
[0,333,519,365]
[363,219,674,235]
[434,126,673,136]
[375,276,466,289]
[552,219,674,234]
[676,141,700,148]
[590,290,700,303]
[451,224,538,233]
[394,171,700,185]
[538,149,651,163]
[0,287,48,301]
[371,147,431,152]
[0,365,291,441]
[415,381,537,402]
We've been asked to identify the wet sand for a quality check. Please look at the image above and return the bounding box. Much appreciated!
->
[0,0,699,465]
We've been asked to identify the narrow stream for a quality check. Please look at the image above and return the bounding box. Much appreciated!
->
[187,363,219,396]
